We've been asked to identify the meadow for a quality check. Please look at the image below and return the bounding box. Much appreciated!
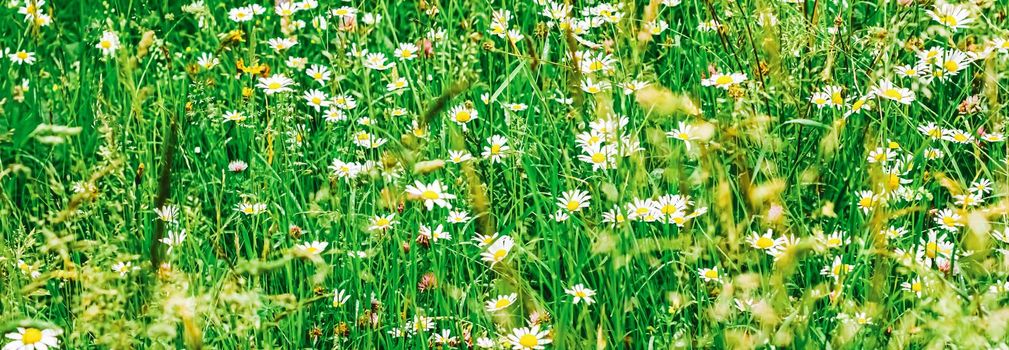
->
[2,0,1009,348]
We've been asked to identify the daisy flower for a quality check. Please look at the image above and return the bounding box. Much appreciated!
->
[257,74,296,94]
[368,214,396,231]
[557,190,591,212]
[96,31,121,56]
[482,135,510,163]
[505,325,551,350]
[698,266,720,282]
[295,241,328,256]
[870,79,914,104]
[485,293,517,311]
[405,180,456,210]
[701,72,747,89]
[3,327,60,350]
[925,2,972,31]
[393,42,419,60]
[303,89,331,111]
[565,284,596,305]
[447,150,474,164]
[9,50,35,65]
[481,235,514,266]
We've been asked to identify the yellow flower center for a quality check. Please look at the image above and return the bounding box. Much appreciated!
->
[455,111,471,122]
[591,152,605,163]
[704,270,718,279]
[420,190,439,200]
[22,328,42,344]
[714,75,733,86]
[493,249,507,261]
[518,334,539,348]
[376,218,389,226]
[882,89,902,100]
[941,15,958,27]
[566,200,581,211]
[494,298,511,309]
[490,145,501,154]
[925,242,938,258]
[826,94,841,106]
[268,82,282,90]
[943,60,960,73]
[756,237,774,249]
[942,216,956,227]
[17,52,28,60]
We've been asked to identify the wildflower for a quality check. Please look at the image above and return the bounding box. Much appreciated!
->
[819,230,850,250]
[565,284,596,305]
[917,230,954,266]
[197,52,219,69]
[446,210,470,224]
[871,79,914,104]
[419,224,451,242]
[934,209,962,231]
[820,256,853,280]
[329,159,362,179]
[154,204,179,223]
[697,266,720,282]
[748,229,780,252]
[482,135,510,163]
[236,202,268,215]
[925,2,972,31]
[96,31,121,56]
[666,122,699,150]
[900,277,924,297]
[368,214,396,231]
[386,77,409,91]
[306,65,331,85]
[363,53,392,70]
[332,289,350,308]
[112,261,137,276]
[257,74,296,94]
[447,150,474,164]
[935,49,972,79]
[918,122,943,140]
[229,6,254,22]
[228,160,248,172]
[3,327,60,350]
[577,144,616,171]
[295,241,328,256]
[486,293,517,311]
[856,190,881,214]
[701,72,747,89]
[971,179,992,194]
[505,325,551,350]
[473,232,500,247]
[303,89,330,111]
[393,43,419,60]
[160,229,187,253]
[551,210,570,222]
[557,190,591,212]
[448,104,478,130]
[626,198,660,222]
[941,128,973,144]
[481,235,514,266]
[405,180,456,210]
[9,50,35,65]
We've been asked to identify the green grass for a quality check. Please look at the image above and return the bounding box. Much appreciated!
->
[1,0,1009,349]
